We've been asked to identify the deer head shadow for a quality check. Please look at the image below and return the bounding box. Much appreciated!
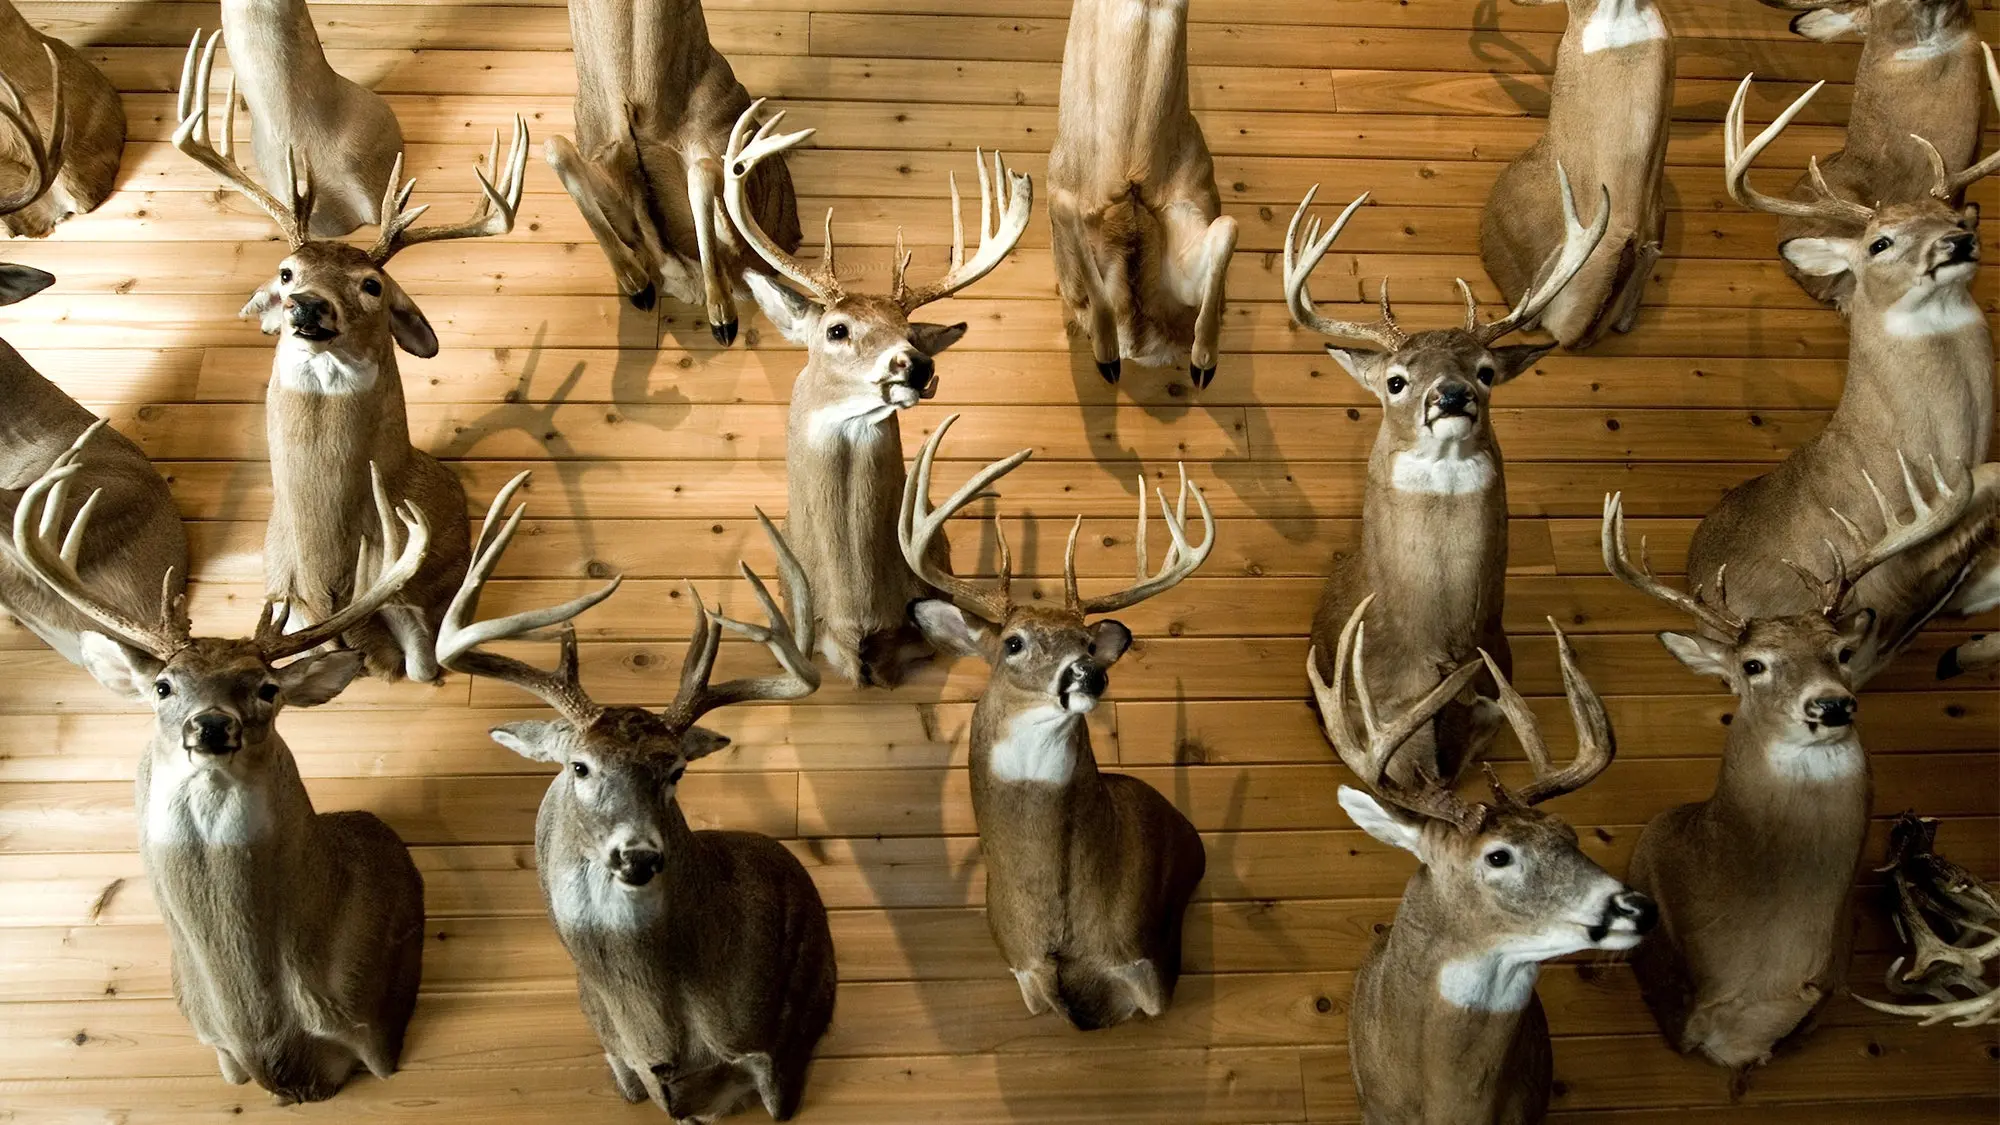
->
[1469,0,1557,116]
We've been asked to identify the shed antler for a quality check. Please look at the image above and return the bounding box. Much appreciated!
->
[898,413,1032,625]
[1602,492,1748,641]
[254,463,432,662]
[11,422,189,660]
[1723,75,1876,228]
[0,43,65,216]
[1066,463,1214,615]
[173,30,314,247]
[1283,187,1405,350]
[369,114,529,265]
[1857,814,2000,1027]
[1915,43,2000,202]
[892,149,1034,314]
[724,100,842,305]
[1467,163,1611,344]
[1479,619,1617,806]
[662,510,820,732]
[436,472,618,730]
[1309,595,1488,832]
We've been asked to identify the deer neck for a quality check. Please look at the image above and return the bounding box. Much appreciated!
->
[967,689,1110,871]
[1057,0,1192,139]
[0,344,98,486]
[266,335,410,549]
[1837,294,1992,463]
[1707,720,1871,857]
[1866,1,1972,62]
[219,0,340,96]
[1568,0,1668,55]
[1361,433,1508,616]
[785,390,916,606]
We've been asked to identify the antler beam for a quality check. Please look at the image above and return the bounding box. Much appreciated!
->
[662,510,820,731]
[368,114,530,264]
[173,30,314,247]
[256,463,432,662]
[892,149,1034,313]
[1282,187,1406,350]
[1602,491,1748,641]
[724,100,842,305]
[1724,74,1876,227]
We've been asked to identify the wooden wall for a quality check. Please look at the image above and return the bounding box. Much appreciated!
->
[1,0,1997,1120]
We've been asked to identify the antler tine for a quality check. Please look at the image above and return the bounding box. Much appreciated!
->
[1308,596,1487,830]
[724,100,841,304]
[1474,163,1612,343]
[663,510,822,731]
[897,413,1030,625]
[1723,75,1875,227]
[1858,965,2000,1026]
[260,463,432,661]
[1601,491,1747,640]
[434,471,617,728]
[1819,454,1973,616]
[895,147,1033,313]
[1923,44,2000,200]
[1077,463,1215,615]
[12,422,189,659]
[1282,186,1404,349]
[0,43,64,216]
[172,30,312,247]
[1495,618,1617,805]
[369,114,529,265]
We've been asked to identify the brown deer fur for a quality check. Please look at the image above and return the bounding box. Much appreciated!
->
[0,2,123,237]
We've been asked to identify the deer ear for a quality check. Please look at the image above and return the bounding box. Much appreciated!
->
[385,277,439,358]
[1790,6,1866,41]
[911,598,993,659]
[77,632,166,701]
[1089,619,1133,665]
[745,271,820,345]
[1338,786,1424,856]
[0,264,54,307]
[490,719,570,763]
[1658,631,1732,680]
[1324,345,1381,392]
[680,726,732,762]
[1839,606,1879,651]
[274,650,366,708]
[1960,203,1981,228]
[1489,343,1555,385]
[1779,237,1854,278]
[908,321,969,356]
[241,280,285,334]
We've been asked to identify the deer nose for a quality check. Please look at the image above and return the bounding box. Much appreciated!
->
[1942,231,1978,263]
[1610,890,1658,935]
[609,846,664,887]
[182,711,242,755]
[286,292,332,326]
[1435,383,1474,414]
[1806,696,1856,728]
[1063,660,1109,699]
[890,350,935,390]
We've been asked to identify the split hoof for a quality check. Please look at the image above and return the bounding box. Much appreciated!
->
[1096,359,1121,384]
[1190,364,1216,390]
[711,318,740,347]
[628,284,657,312]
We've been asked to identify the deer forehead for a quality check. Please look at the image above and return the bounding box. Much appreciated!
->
[1382,333,1497,383]
[159,639,273,686]
[277,242,383,283]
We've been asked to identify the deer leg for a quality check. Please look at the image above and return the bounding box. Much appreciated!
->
[545,134,661,310]
[380,604,441,685]
[686,157,739,346]
[731,1051,784,1120]
[1610,241,1662,335]
[601,1054,646,1103]
[1172,210,1238,390]
[215,1047,251,1086]
[1052,191,1123,382]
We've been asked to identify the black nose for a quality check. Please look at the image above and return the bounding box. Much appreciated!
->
[1436,383,1474,414]
[611,848,663,887]
[183,711,242,754]
[1612,890,1658,934]
[895,351,935,390]
[287,292,331,326]
[1807,696,1856,727]
[1066,661,1109,699]
[1943,232,1978,263]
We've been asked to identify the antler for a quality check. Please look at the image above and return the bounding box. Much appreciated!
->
[1469,163,1611,344]
[1915,43,2000,202]
[435,472,617,730]
[11,422,189,660]
[661,510,820,731]
[173,31,314,247]
[1602,491,1748,641]
[724,100,842,305]
[898,413,1031,625]
[1857,817,2000,1027]
[1479,619,1617,805]
[1283,187,1406,350]
[892,148,1034,313]
[1724,75,1876,227]
[1068,463,1215,616]
[255,463,431,662]
[1804,454,1972,618]
[369,114,529,265]
[1309,595,1489,832]
[0,43,65,216]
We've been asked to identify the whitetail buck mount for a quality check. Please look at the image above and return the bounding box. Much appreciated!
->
[899,414,1214,1030]
[1604,484,1961,1070]
[1049,0,1238,389]
[1758,0,1988,305]
[1855,812,2000,1027]
[724,101,1034,687]
[1325,599,1655,1125]
[1480,0,1673,349]
[176,32,530,683]
[14,438,429,1104]
[214,1,405,237]
[0,66,187,667]
[1689,72,1999,684]
[1289,174,1610,787]
[0,7,123,237]
[547,0,801,342]
[437,474,835,1121]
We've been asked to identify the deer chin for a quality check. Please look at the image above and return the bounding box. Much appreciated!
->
[1059,689,1100,715]
[1424,412,1477,440]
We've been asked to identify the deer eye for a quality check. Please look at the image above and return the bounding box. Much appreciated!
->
[667,765,686,785]
[1004,635,1025,656]
[153,680,172,699]
[1838,647,1854,665]
[571,761,590,779]
[1868,237,1892,256]
[1475,366,1495,386]
[825,322,849,342]
[361,277,383,297]
[257,683,280,702]
[1385,375,1408,395]
[278,268,293,284]
[1742,659,1767,676]
[1484,848,1513,869]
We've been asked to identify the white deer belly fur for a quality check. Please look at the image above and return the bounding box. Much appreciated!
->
[146,768,269,848]
[985,705,1080,785]
[1390,447,1495,496]
[1580,0,1667,54]
[277,346,382,396]
[1766,731,1864,783]
[1883,286,1981,339]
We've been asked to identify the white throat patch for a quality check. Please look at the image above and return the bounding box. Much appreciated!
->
[549,859,656,935]
[986,704,1082,785]
[1895,31,1969,62]
[1767,729,1865,782]
[1437,952,1543,1013]
[806,396,903,443]
[1882,283,1981,339]
[146,761,269,848]
[1390,444,1495,495]
[276,344,381,396]
[1580,0,1667,54]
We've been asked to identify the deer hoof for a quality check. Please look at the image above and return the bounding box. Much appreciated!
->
[1937,644,1967,680]
[711,319,739,347]
[628,284,657,312]
[1096,359,1121,384]
[1190,364,1216,390]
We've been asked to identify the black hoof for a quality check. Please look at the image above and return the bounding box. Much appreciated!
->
[711,318,739,346]
[628,284,657,312]
[1938,644,1968,680]
[1096,359,1121,384]
[1190,364,1216,390]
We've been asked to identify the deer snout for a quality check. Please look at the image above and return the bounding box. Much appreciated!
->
[889,350,937,395]
[284,292,339,339]
[1433,382,1476,417]
[1609,890,1657,935]
[182,710,243,755]
[1939,231,1978,266]
[1059,660,1110,713]
[608,843,665,887]
[1804,695,1857,729]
